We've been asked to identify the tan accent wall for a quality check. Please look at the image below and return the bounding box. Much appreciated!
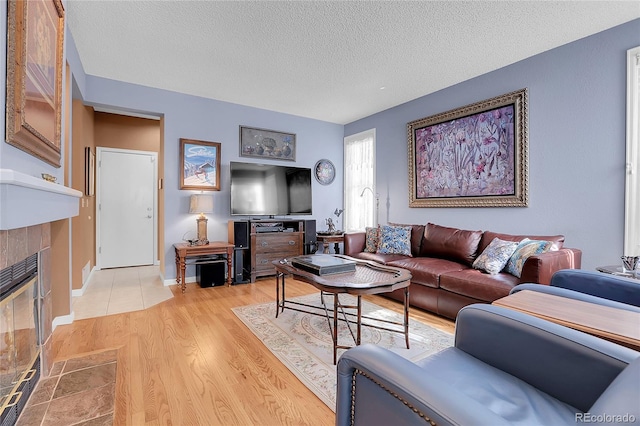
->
[94,113,163,270]
[51,220,70,317]
[51,63,74,316]
[158,117,165,274]
[94,113,160,152]
[69,100,96,292]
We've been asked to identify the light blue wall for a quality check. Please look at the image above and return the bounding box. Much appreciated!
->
[81,77,344,281]
[2,11,344,281]
[345,19,640,271]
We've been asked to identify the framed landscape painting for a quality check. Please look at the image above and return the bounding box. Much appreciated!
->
[180,139,221,190]
[407,88,529,208]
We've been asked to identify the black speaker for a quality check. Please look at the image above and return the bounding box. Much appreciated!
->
[229,221,250,248]
[303,220,317,254]
[233,249,250,284]
[196,261,226,287]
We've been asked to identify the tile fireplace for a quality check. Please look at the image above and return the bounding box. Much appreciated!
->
[0,226,52,426]
[0,169,82,423]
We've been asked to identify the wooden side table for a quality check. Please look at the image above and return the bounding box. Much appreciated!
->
[174,242,234,293]
[493,290,640,351]
[316,234,344,254]
[596,265,639,280]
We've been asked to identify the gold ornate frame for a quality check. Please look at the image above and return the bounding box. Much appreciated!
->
[6,0,65,167]
[408,88,529,208]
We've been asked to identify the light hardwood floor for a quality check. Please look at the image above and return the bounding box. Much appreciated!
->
[52,277,455,425]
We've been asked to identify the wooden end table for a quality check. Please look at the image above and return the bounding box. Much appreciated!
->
[493,289,640,351]
[174,242,234,293]
[316,234,344,254]
[274,255,412,364]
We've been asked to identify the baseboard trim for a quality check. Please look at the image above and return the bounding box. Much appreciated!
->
[52,312,75,331]
[163,275,196,286]
[72,266,97,296]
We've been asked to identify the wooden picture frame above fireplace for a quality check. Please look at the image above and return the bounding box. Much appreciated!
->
[5,0,65,167]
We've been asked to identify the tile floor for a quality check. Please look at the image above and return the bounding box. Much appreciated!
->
[17,349,118,426]
[14,266,172,425]
[72,265,174,320]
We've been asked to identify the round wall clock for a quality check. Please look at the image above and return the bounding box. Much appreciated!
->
[314,159,336,185]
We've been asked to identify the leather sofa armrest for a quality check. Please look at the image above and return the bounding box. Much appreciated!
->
[519,248,582,284]
[455,305,638,412]
[343,232,365,256]
[336,344,510,426]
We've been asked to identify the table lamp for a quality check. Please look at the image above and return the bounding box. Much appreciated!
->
[189,194,214,245]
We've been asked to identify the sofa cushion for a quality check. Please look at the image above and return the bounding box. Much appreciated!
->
[473,238,519,275]
[377,225,412,256]
[420,223,482,265]
[479,231,565,253]
[505,239,552,278]
[364,226,379,253]
[390,223,425,257]
[439,269,519,302]
[388,257,466,288]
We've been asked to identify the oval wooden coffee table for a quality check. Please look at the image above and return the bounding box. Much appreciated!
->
[273,254,412,364]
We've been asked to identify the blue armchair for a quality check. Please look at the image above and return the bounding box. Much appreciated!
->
[336,304,640,426]
[511,269,640,311]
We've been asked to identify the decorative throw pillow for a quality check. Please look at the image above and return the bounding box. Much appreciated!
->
[505,238,552,278]
[364,226,380,253]
[472,238,519,275]
[376,225,412,256]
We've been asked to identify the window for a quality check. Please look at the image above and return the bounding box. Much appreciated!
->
[625,46,640,256]
[344,129,376,232]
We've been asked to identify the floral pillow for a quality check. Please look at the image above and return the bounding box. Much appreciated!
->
[364,226,380,253]
[505,238,552,278]
[376,225,412,256]
[472,237,519,275]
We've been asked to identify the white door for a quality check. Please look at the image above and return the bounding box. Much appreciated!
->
[97,148,157,268]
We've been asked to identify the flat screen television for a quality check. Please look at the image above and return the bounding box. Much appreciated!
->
[230,161,312,216]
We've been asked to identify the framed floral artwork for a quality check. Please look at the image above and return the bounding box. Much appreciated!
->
[314,159,336,185]
[408,88,529,207]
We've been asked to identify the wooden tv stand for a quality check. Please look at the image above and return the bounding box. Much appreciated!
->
[230,220,306,282]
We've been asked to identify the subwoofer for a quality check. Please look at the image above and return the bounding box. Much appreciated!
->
[232,248,249,284]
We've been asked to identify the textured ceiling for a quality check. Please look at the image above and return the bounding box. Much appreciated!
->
[66,1,640,124]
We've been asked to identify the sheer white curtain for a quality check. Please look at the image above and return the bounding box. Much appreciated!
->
[344,129,376,232]
[625,46,640,256]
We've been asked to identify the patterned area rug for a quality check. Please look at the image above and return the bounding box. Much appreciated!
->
[232,294,453,411]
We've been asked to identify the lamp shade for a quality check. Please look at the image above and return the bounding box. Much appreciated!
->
[189,194,214,214]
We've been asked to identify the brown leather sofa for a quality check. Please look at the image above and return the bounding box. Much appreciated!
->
[343,222,582,319]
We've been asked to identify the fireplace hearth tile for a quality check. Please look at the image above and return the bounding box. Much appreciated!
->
[17,350,117,426]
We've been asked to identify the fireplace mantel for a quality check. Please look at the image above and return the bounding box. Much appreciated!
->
[0,169,82,230]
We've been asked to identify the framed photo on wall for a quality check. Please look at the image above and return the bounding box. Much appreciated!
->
[408,88,529,208]
[180,138,222,190]
[239,126,296,161]
[5,0,65,167]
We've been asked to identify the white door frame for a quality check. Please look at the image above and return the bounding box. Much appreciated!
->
[96,147,158,269]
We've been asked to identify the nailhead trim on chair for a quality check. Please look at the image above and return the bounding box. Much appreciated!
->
[351,368,436,425]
